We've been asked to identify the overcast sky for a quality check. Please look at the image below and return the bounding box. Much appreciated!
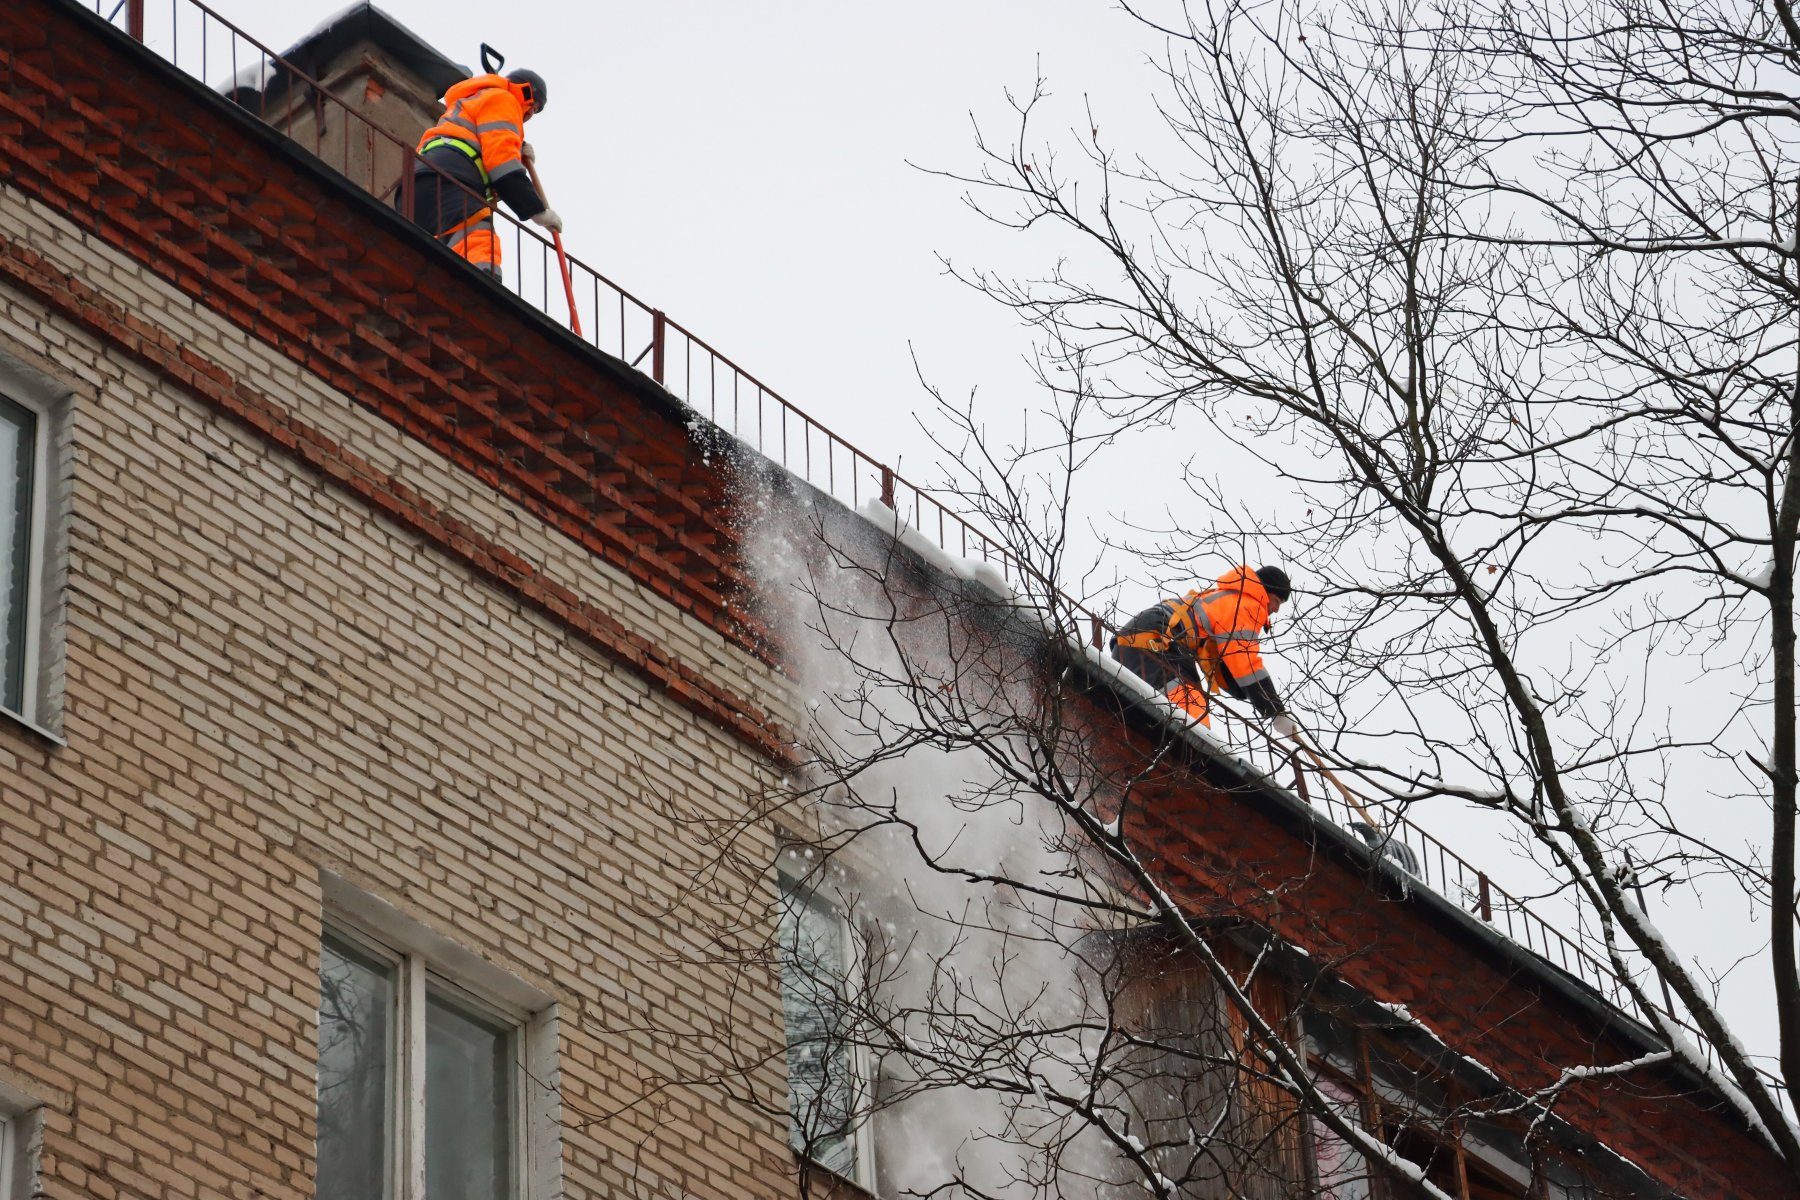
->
[146,0,1782,1068]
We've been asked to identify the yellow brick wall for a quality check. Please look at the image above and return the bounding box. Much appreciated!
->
[0,180,794,1200]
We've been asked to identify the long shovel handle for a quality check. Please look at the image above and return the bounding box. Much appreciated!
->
[525,156,582,337]
[1286,732,1385,829]
[549,228,581,337]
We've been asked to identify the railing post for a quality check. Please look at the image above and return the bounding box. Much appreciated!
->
[1289,751,1310,803]
[399,147,416,221]
[650,309,666,385]
[128,0,145,40]
[1090,615,1103,650]
[1477,873,1492,922]
[879,465,895,509]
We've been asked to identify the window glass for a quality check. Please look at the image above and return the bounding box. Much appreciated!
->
[1542,1155,1601,1200]
[426,987,515,1200]
[1461,1119,1536,1196]
[318,933,398,1200]
[1302,1005,1362,1078]
[0,396,35,714]
[777,873,858,1178]
[1310,1073,1374,1200]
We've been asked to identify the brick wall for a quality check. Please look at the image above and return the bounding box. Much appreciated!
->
[1088,705,1789,1199]
[0,177,795,1199]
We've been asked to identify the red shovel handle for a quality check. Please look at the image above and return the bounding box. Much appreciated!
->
[526,156,582,337]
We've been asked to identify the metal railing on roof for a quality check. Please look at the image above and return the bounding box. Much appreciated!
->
[1205,710,1708,1054]
[85,0,1705,1059]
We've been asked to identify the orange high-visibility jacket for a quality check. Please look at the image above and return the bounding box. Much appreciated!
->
[416,74,531,190]
[1114,565,1283,714]
[1192,565,1277,695]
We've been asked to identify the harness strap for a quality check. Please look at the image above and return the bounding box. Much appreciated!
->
[444,213,496,247]
[1117,596,1202,653]
[420,135,490,186]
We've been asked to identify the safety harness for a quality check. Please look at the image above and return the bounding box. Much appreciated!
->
[1115,588,1243,691]
[419,134,490,187]
[1114,591,1208,654]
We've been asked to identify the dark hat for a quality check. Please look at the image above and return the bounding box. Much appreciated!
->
[507,68,547,113]
[1255,565,1292,601]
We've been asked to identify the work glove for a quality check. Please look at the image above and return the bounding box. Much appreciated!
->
[1270,713,1300,740]
[530,207,564,234]
[520,141,535,164]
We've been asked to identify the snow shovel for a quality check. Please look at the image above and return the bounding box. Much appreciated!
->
[527,156,582,337]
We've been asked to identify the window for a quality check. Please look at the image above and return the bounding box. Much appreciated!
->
[1301,1006,1557,1200]
[776,855,873,1187]
[317,931,402,1196]
[1309,1072,1375,1200]
[1115,932,1309,1198]
[0,391,48,726]
[320,926,522,1200]
[317,894,559,1200]
[0,1075,44,1200]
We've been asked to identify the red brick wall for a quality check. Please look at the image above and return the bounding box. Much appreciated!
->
[1093,712,1787,1198]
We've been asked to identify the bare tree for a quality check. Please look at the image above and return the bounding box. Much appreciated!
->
[745,438,1401,1200]
[918,0,1800,1180]
[594,1,1800,1193]
[599,356,1666,1200]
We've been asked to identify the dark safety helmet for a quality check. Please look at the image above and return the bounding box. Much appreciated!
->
[1255,565,1293,602]
[507,68,547,114]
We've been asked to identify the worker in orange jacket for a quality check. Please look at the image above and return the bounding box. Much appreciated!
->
[1110,565,1297,735]
[410,67,559,277]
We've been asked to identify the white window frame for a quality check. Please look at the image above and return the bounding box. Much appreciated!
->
[320,877,560,1200]
[0,381,52,733]
[776,850,878,1191]
[0,1074,45,1200]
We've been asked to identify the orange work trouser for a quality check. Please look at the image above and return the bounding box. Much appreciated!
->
[1110,643,1213,726]
[1165,681,1211,726]
[441,208,501,276]
[410,147,503,278]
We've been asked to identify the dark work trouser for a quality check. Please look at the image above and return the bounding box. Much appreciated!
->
[406,147,500,276]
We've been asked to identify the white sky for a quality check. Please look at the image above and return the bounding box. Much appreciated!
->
[158,0,1781,1072]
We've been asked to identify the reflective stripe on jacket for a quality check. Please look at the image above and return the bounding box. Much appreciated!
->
[416,74,530,188]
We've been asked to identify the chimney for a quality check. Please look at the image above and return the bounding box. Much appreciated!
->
[221,2,468,207]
